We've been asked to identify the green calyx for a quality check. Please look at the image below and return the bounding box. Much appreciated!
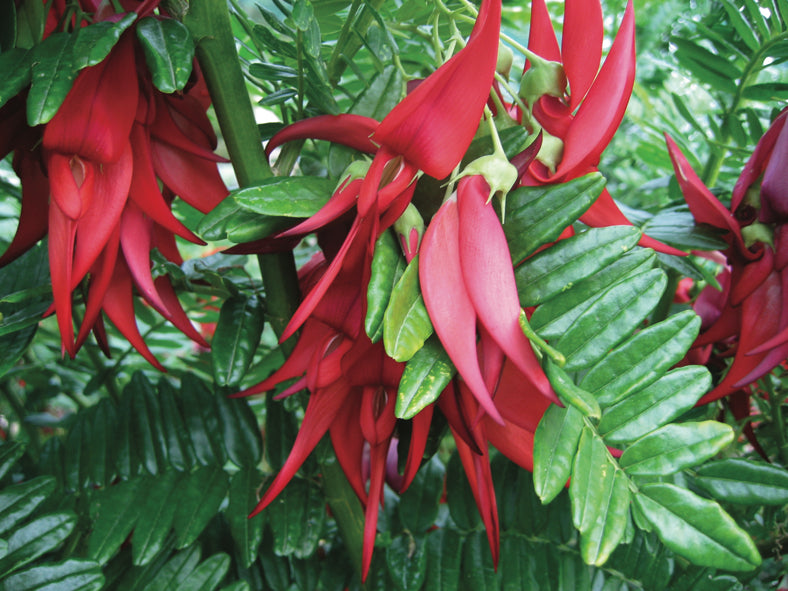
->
[519,55,566,108]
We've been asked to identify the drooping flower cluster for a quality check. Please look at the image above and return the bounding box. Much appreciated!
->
[0,1,228,367]
[236,0,651,575]
[666,108,788,403]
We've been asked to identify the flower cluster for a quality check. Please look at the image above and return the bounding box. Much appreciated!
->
[237,0,646,575]
[0,0,228,366]
[666,109,788,403]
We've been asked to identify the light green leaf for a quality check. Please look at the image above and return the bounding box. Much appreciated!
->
[71,13,136,69]
[543,358,600,419]
[26,32,76,125]
[366,230,407,343]
[231,176,333,217]
[533,404,584,504]
[395,335,455,419]
[580,310,701,407]
[693,459,788,505]
[383,254,433,362]
[599,366,711,445]
[620,421,734,476]
[633,483,761,571]
[136,17,194,93]
[556,269,667,371]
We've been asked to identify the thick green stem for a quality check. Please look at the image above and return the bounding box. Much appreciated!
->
[183,1,367,580]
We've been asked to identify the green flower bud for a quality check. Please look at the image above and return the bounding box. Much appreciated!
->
[536,132,564,176]
[497,42,514,79]
[518,57,567,108]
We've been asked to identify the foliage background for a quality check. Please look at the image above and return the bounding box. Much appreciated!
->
[1,0,788,589]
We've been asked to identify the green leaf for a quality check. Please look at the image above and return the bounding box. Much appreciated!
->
[0,476,56,536]
[383,254,433,362]
[214,393,263,468]
[742,82,788,101]
[172,466,229,549]
[366,230,406,343]
[693,459,788,505]
[0,0,15,51]
[580,310,701,407]
[424,529,463,591]
[267,477,326,558]
[386,534,427,591]
[543,359,600,419]
[130,374,167,475]
[26,32,77,126]
[533,404,584,504]
[516,226,642,307]
[606,532,672,591]
[351,65,404,119]
[226,468,265,568]
[180,376,226,466]
[292,0,314,31]
[232,176,333,218]
[0,48,33,110]
[143,545,202,591]
[196,196,285,242]
[672,38,741,87]
[212,295,264,387]
[131,472,179,566]
[136,17,194,93]
[0,442,25,481]
[158,381,195,472]
[71,13,136,69]
[504,173,606,262]
[1,558,104,591]
[719,0,761,51]
[0,512,76,578]
[89,400,117,487]
[633,483,761,571]
[87,480,141,564]
[395,335,455,420]
[172,553,230,591]
[570,428,629,565]
[460,530,499,590]
[599,366,711,445]
[620,421,734,476]
[445,452,481,531]
[15,0,45,49]
[398,455,445,533]
[555,269,667,371]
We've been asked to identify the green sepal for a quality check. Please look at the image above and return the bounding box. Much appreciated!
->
[504,172,606,262]
[633,483,761,571]
[533,404,583,504]
[136,17,195,93]
[516,225,642,307]
[395,335,455,420]
[366,230,406,343]
[383,254,433,362]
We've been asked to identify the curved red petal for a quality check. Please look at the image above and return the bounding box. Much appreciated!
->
[527,0,561,64]
[265,114,380,158]
[48,203,77,356]
[562,0,603,110]
[0,152,49,267]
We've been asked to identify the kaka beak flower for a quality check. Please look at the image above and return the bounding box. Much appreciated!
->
[420,176,558,422]
[519,0,681,255]
[0,5,228,364]
[666,123,788,403]
[251,0,502,342]
[235,254,433,581]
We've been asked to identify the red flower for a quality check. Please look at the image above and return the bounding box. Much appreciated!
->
[666,118,788,402]
[236,254,432,581]
[0,7,227,366]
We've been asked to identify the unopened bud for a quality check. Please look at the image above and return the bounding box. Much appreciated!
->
[335,159,371,192]
[461,154,518,201]
[518,57,567,108]
[536,132,564,176]
[393,203,425,262]
[497,42,514,79]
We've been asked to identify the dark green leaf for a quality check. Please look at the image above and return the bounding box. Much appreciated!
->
[143,545,202,591]
[0,0,15,51]
[504,173,606,262]
[0,49,33,110]
[158,380,194,472]
[492,456,547,535]
[0,442,25,481]
[570,429,629,565]
[633,483,761,571]
[232,177,333,218]
[212,295,264,387]
[26,32,77,126]
[398,455,445,533]
[459,530,498,590]
[386,534,427,591]
[742,82,788,101]
[196,196,284,242]
[0,512,76,578]
[606,532,672,591]
[131,472,180,566]
[533,404,583,504]
[366,230,406,343]
[1,558,104,591]
[719,0,761,50]
[267,478,326,558]
[580,310,701,407]
[351,65,404,119]
[71,13,136,69]
[446,452,481,531]
[599,366,711,445]
[215,393,263,468]
[693,458,788,505]
[0,476,55,536]
[641,209,728,251]
[672,37,742,79]
[180,376,225,466]
[424,529,463,591]
[516,226,642,307]
[556,269,667,371]
[172,553,230,591]
[383,254,433,362]
[136,17,194,93]
[265,390,299,472]
[15,0,45,49]
[226,468,265,568]
[87,481,141,564]
[89,400,117,487]
[395,335,455,420]
[171,466,229,549]
[130,374,167,475]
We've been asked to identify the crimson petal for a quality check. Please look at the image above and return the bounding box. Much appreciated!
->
[265,114,380,158]
[562,0,603,110]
